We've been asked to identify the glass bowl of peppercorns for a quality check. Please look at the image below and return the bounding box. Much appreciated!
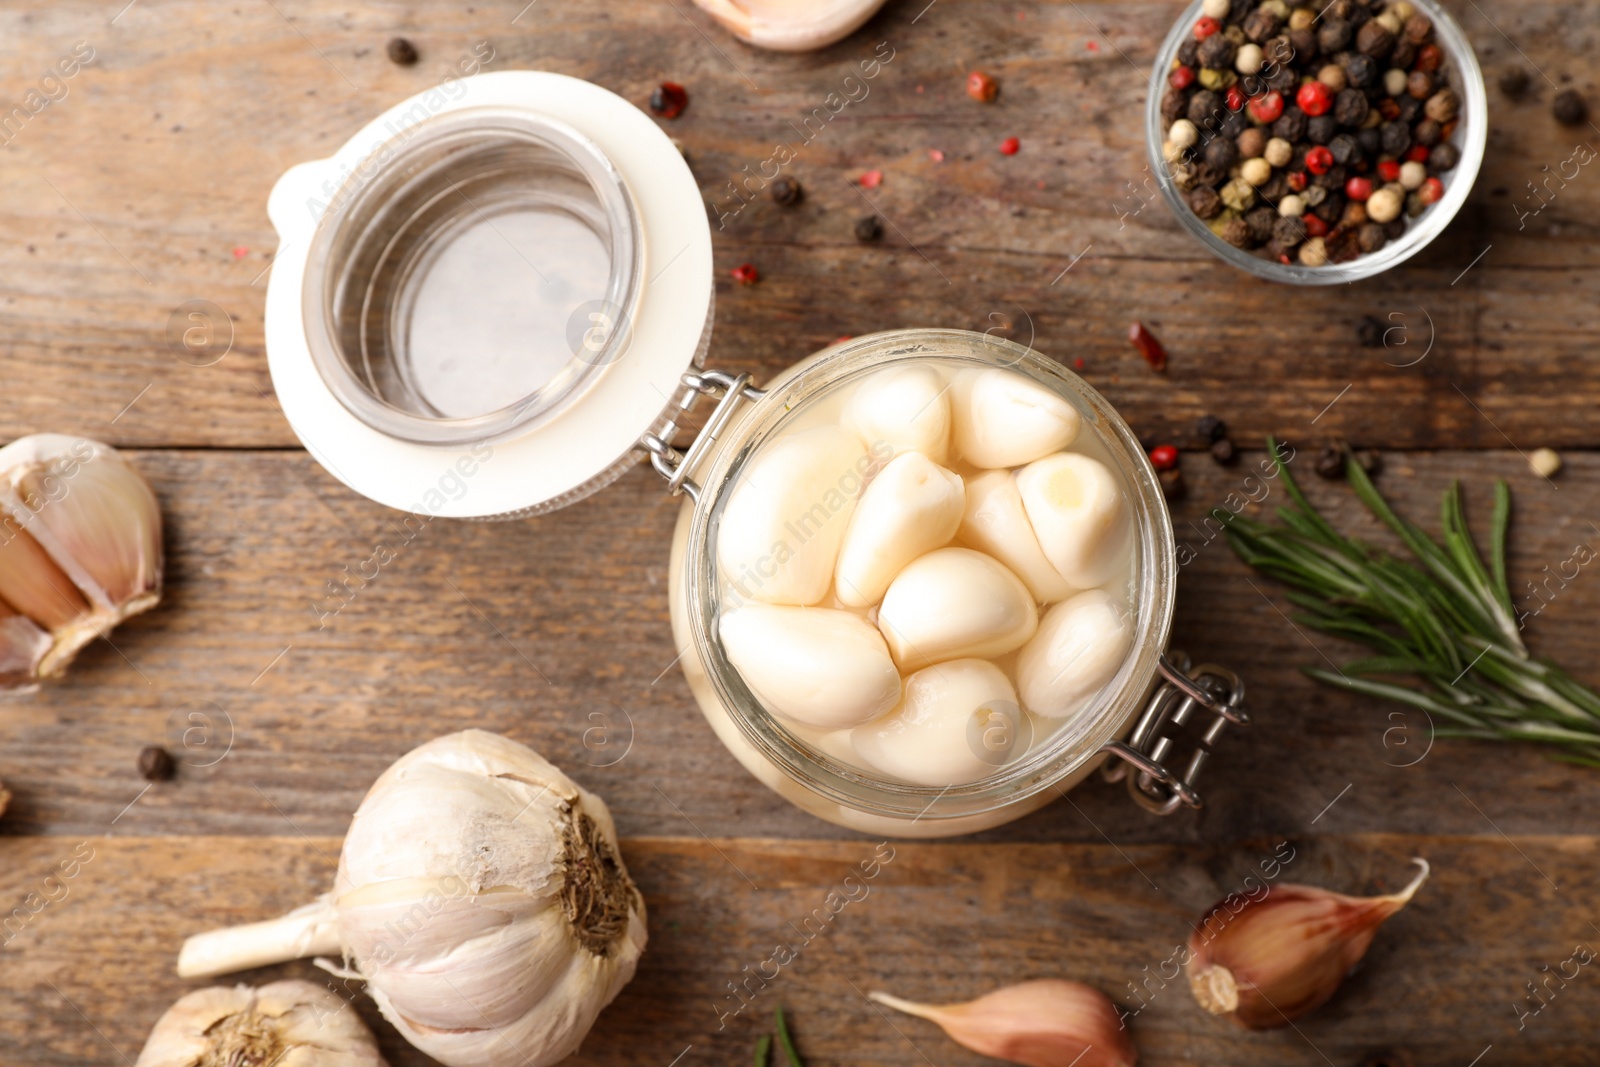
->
[1146,0,1485,282]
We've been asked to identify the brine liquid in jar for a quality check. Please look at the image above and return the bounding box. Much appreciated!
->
[713,358,1136,788]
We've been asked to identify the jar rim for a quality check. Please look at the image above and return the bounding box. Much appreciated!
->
[683,328,1178,824]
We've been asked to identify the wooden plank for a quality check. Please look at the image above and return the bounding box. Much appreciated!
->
[4,833,1597,1066]
[2,447,1597,845]
[0,1,1597,448]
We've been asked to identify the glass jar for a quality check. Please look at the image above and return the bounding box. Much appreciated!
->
[1145,0,1487,285]
[662,329,1245,837]
[267,77,1246,840]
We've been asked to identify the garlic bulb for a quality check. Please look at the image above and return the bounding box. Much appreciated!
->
[1186,858,1430,1029]
[690,0,889,52]
[869,979,1137,1067]
[135,980,387,1067]
[177,731,647,1067]
[0,434,162,688]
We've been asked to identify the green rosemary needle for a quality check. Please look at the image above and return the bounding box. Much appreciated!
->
[1224,438,1600,765]
[755,1033,772,1067]
[775,1005,805,1067]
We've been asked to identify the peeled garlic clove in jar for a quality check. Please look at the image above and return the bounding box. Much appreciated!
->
[1015,452,1128,589]
[718,424,872,606]
[877,547,1037,671]
[958,470,1077,604]
[721,604,901,727]
[1016,590,1132,718]
[690,0,890,52]
[834,451,964,608]
[134,980,387,1067]
[951,368,1082,470]
[842,364,952,464]
[0,434,163,687]
[852,659,1024,786]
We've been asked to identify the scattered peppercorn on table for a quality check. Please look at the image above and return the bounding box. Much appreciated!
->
[3,1,1599,1065]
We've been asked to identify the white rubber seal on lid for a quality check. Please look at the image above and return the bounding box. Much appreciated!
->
[264,71,713,519]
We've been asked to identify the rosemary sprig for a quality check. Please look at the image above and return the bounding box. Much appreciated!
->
[1224,438,1600,766]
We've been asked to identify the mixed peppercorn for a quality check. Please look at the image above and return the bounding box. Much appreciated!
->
[1159,0,1465,267]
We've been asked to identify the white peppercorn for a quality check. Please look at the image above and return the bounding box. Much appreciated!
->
[1529,448,1563,478]
[1298,237,1329,265]
[1240,157,1273,186]
[1318,64,1349,91]
[1235,43,1264,74]
[1384,68,1408,95]
[1376,11,1403,33]
[1279,193,1306,217]
[1289,7,1316,29]
[1260,0,1289,17]
[1392,1,1417,21]
[1169,118,1199,148]
[1202,0,1231,17]
[1366,186,1403,223]
[1264,136,1293,167]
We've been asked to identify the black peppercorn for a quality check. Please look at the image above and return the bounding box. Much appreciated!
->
[1413,118,1442,146]
[770,178,803,206]
[1403,13,1433,42]
[1273,107,1310,142]
[1288,28,1319,60]
[1498,66,1530,100]
[1244,8,1281,42]
[1197,415,1228,442]
[1210,437,1239,465]
[1314,445,1346,479]
[1312,163,1347,191]
[854,215,883,242]
[1161,88,1190,123]
[1272,214,1307,247]
[1357,315,1384,347]
[1356,448,1384,475]
[1344,52,1378,87]
[1334,87,1370,127]
[1382,217,1408,240]
[1222,215,1255,248]
[1307,114,1338,144]
[1198,34,1237,70]
[1355,19,1395,57]
[1188,90,1222,128]
[1159,467,1187,500]
[139,745,176,782]
[1379,120,1412,157]
[1357,222,1387,252]
[1313,190,1346,222]
[386,37,419,65]
[1179,38,1202,66]
[1245,205,1277,244]
[1554,89,1589,126]
[1389,37,1417,68]
[1318,18,1352,52]
[1428,141,1461,172]
[1396,94,1424,123]
[1237,126,1268,159]
[1187,185,1223,219]
[1205,136,1240,170]
[1220,111,1249,139]
[1266,63,1299,93]
[1407,70,1435,100]
[1356,127,1382,156]
[1328,132,1363,165]
[1258,172,1290,201]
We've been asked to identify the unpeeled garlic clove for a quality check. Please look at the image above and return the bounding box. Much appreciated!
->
[842,364,952,464]
[868,979,1138,1067]
[959,470,1077,603]
[0,434,163,687]
[950,369,1082,470]
[877,547,1036,670]
[720,604,901,728]
[718,424,870,606]
[834,451,964,607]
[851,658,1022,785]
[1015,590,1132,718]
[1015,452,1127,589]
[691,0,890,52]
[1186,858,1431,1030]
[134,980,388,1067]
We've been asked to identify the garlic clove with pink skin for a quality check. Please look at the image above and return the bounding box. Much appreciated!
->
[0,434,163,687]
[690,0,890,52]
[1186,858,1430,1030]
[868,979,1138,1067]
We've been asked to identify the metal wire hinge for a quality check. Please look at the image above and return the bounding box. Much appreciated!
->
[1100,653,1249,815]
[639,370,766,502]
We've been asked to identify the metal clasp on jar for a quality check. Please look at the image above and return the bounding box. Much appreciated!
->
[1100,653,1248,815]
[640,370,766,501]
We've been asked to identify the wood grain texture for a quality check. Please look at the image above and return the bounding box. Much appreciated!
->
[0,0,1595,448]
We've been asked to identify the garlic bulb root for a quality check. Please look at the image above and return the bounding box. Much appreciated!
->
[134,980,387,1067]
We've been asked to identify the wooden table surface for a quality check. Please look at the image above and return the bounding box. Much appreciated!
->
[3,1,1598,1064]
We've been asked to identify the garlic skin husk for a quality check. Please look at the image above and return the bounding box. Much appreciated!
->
[690,0,889,52]
[135,980,387,1067]
[1186,858,1431,1030]
[958,470,1077,603]
[869,979,1138,1067]
[834,451,964,608]
[718,424,872,606]
[177,731,647,1067]
[0,434,163,687]
[877,547,1037,671]
[1014,452,1127,589]
[851,659,1022,785]
[721,603,901,728]
[1015,591,1133,718]
[842,364,952,465]
[951,369,1082,470]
